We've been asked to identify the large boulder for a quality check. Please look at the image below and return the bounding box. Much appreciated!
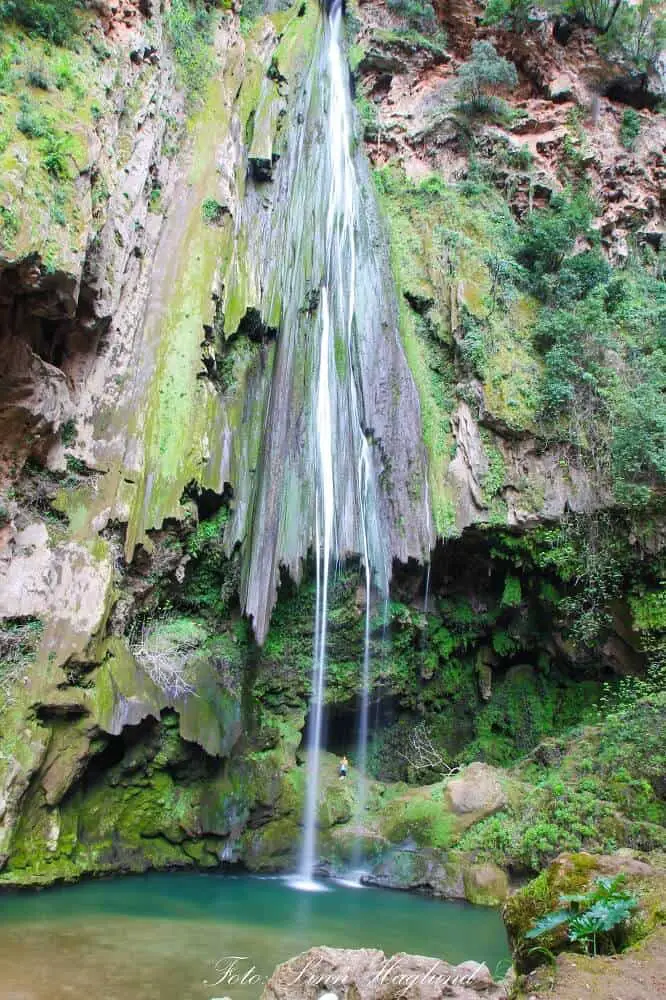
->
[445,763,508,825]
[262,946,509,1000]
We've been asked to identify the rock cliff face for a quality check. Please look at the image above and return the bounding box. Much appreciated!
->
[0,0,664,888]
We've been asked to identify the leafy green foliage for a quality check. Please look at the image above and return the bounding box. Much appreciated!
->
[513,191,595,296]
[367,720,414,781]
[596,0,666,71]
[527,875,638,956]
[186,507,229,558]
[14,96,80,179]
[0,204,19,248]
[386,0,438,33]
[165,0,217,104]
[505,186,666,493]
[60,419,77,445]
[201,197,226,223]
[455,40,518,113]
[501,574,522,607]
[355,95,379,141]
[0,0,80,45]
[620,108,641,150]
[16,98,50,137]
[26,60,50,89]
[39,128,77,178]
[239,0,264,33]
[459,650,666,872]
[458,313,488,377]
[458,773,618,871]
[180,507,239,618]
[482,0,532,28]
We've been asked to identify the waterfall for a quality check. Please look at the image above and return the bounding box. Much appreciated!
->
[225,0,432,886]
[295,0,381,888]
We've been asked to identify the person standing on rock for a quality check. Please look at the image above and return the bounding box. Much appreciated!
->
[339,755,348,780]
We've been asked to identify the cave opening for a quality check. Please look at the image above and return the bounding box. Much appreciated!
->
[604,76,661,110]
[301,692,402,763]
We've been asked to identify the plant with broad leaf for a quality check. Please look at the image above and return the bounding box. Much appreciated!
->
[526,874,638,956]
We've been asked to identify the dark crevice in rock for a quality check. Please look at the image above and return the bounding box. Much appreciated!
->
[34,704,89,723]
[237,307,278,343]
[181,481,232,520]
[603,74,662,110]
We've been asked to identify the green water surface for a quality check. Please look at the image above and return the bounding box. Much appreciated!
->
[0,873,510,999]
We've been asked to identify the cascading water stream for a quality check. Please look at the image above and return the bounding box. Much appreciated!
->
[351,444,373,874]
[298,287,335,890]
[296,0,381,888]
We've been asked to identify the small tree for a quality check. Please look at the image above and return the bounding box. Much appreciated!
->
[563,0,625,33]
[608,0,666,71]
[455,40,518,113]
[398,722,459,777]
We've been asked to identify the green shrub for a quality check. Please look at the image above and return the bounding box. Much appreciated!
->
[501,574,522,607]
[0,0,80,45]
[0,44,18,93]
[455,40,518,114]
[60,418,77,445]
[386,0,438,33]
[619,108,641,150]
[0,203,20,247]
[65,454,88,475]
[40,130,77,178]
[355,95,379,141]
[382,793,455,848]
[458,313,488,377]
[522,237,666,490]
[367,719,416,782]
[26,62,51,90]
[201,197,226,223]
[459,768,624,872]
[240,0,264,32]
[513,191,595,295]
[16,100,50,138]
[50,186,67,225]
[165,0,216,104]
[483,0,532,28]
[54,51,74,88]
